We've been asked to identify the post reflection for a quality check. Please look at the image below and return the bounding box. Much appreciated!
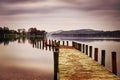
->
[0,37,59,80]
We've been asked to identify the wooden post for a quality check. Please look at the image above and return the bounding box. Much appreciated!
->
[112,52,117,75]
[89,46,92,57]
[73,42,75,48]
[37,41,39,48]
[42,40,44,49]
[40,40,41,49]
[58,41,60,46]
[74,42,76,48]
[94,48,98,61]
[83,44,85,53]
[86,45,88,55]
[33,42,35,48]
[72,42,74,47]
[55,40,56,44]
[63,41,65,46]
[53,42,59,80]
[101,50,105,66]
[78,43,81,51]
[52,40,53,46]
[54,51,59,80]
[35,42,36,48]
[46,40,48,46]
[45,44,47,50]
[49,40,51,46]
[67,41,69,46]
[49,45,51,51]
[76,43,78,49]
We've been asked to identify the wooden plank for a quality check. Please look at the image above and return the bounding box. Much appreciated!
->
[59,48,120,80]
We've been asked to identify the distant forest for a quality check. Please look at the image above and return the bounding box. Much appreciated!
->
[0,27,47,38]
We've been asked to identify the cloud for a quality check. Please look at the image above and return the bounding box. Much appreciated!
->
[0,0,45,4]
[0,0,120,31]
[0,0,120,16]
[61,0,120,11]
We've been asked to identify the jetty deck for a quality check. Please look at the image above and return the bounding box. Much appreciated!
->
[59,47,120,80]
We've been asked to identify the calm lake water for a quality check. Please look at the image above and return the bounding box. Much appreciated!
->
[1,36,120,79]
[0,38,54,80]
[49,36,120,77]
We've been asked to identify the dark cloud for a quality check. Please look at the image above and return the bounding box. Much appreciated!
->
[0,0,45,4]
[114,1,120,10]
[61,0,120,11]
[0,7,56,15]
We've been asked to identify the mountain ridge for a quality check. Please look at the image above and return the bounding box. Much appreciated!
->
[48,29,120,37]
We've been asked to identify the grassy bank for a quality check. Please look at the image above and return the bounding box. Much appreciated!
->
[4,34,17,38]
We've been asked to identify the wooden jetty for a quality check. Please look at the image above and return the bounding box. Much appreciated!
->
[59,47,120,80]
[33,39,120,80]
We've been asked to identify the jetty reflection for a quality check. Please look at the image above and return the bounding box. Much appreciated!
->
[0,37,59,80]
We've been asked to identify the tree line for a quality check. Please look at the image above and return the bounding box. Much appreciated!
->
[0,27,47,38]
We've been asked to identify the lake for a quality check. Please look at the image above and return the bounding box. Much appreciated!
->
[49,36,120,77]
[0,36,120,79]
[0,38,54,80]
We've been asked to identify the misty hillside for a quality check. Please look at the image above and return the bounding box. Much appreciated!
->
[49,29,120,37]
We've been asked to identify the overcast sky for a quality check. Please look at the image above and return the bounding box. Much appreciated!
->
[0,0,120,32]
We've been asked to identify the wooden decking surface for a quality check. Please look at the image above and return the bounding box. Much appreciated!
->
[59,47,120,80]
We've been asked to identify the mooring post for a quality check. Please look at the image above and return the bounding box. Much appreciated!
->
[40,40,41,49]
[55,40,56,44]
[42,40,44,49]
[35,42,36,48]
[54,50,59,80]
[94,48,98,61]
[74,42,76,48]
[76,43,78,49]
[86,45,88,55]
[112,52,117,75]
[78,43,81,51]
[46,39,48,46]
[83,44,85,53]
[33,42,35,48]
[101,50,105,66]
[54,42,59,80]
[52,40,53,46]
[49,40,51,46]
[63,41,64,46]
[67,41,69,46]
[89,46,92,57]
[72,42,74,47]
[37,41,39,48]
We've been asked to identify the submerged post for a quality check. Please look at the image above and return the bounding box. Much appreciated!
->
[94,48,98,61]
[101,50,105,66]
[89,46,92,57]
[112,52,117,75]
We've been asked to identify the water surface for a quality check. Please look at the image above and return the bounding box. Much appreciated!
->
[0,38,54,80]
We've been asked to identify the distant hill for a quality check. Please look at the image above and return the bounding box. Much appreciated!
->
[46,30,63,37]
[50,29,120,37]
